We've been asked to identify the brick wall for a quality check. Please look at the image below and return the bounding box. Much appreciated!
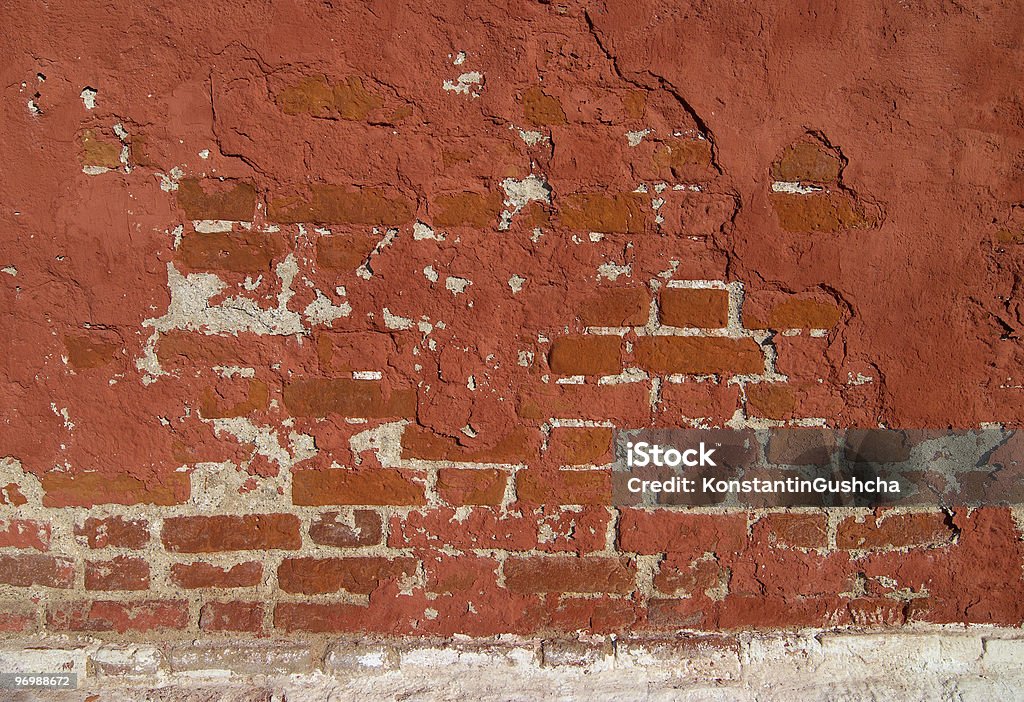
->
[2,0,1024,650]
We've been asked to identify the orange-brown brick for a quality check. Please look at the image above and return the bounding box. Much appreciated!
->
[278,557,417,595]
[175,178,258,221]
[837,512,954,550]
[431,191,503,228]
[744,292,842,330]
[176,232,287,273]
[634,337,763,375]
[771,141,841,183]
[401,425,540,464]
[170,562,263,589]
[63,333,121,370]
[578,288,650,326]
[523,86,566,126]
[276,76,382,120]
[545,427,614,466]
[85,556,150,591]
[559,193,647,233]
[517,468,611,505]
[770,192,872,233]
[436,469,506,505]
[283,378,415,419]
[161,514,301,553]
[316,233,378,271]
[268,185,414,225]
[80,128,121,168]
[199,379,269,419]
[660,288,729,328]
[42,472,190,508]
[504,557,635,594]
[548,335,622,376]
[292,469,425,506]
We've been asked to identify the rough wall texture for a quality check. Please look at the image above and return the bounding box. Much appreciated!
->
[2,0,1024,654]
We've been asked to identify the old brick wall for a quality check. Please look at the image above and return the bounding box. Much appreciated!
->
[2,0,1024,653]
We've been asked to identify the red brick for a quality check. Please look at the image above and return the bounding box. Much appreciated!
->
[753,513,829,549]
[660,288,729,328]
[42,472,189,508]
[837,512,954,550]
[309,510,383,547]
[401,425,540,464]
[548,335,622,376]
[536,507,612,554]
[0,606,38,633]
[0,554,74,588]
[656,380,740,425]
[559,193,647,233]
[578,288,650,326]
[169,562,263,589]
[545,427,614,466]
[432,191,503,227]
[436,469,506,505]
[504,557,635,594]
[293,469,425,506]
[744,292,843,330]
[48,600,189,633]
[63,332,121,370]
[316,233,378,271]
[424,554,499,593]
[199,601,263,633]
[278,557,417,595]
[283,378,415,419]
[518,469,611,505]
[518,382,651,425]
[746,382,841,421]
[772,335,830,381]
[75,516,149,549]
[389,508,536,550]
[0,519,50,551]
[175,178,258,221]
[634,337,764,375]
[268,185,414,225]
[618,511,748,557]
[176,232,287,273]
[198,378,270,419]
[162,514,301,553]
[654,557,729,597]
[85,556,150,591]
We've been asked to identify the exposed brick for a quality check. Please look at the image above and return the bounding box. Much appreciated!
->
[436,468,506,505]
[753,513,829,549]
[276,76,382,119]
[654,556,729,597]
[749,383,842,422]
[176,232,287,273]
[744,292,842,330]
[199,601,263,633]
[401,425,539,464]
[545,427,614,466]
[523,86,566,126]
[293,469,425,506]
[75,516,149,549]
[309,510,383,547]
[169,562,263,589]
[578,288,650,326]
[764,428,836,465]
[559,193,647,233]
[0,605,38,633]
[64,333,121,370]
[634,337,764,375]
[0,519,50,551]
[268,185,414,225]
[316,233,379,271]
[161,514,301,553]
[0,554,74,588]
[518,382,652,425]
[770,192,873,233]
[175,178,258,221]
[504,557,635,594]
[278,557,417,595]
[771,141,841,183]
[80,128,121,168]
[652,138,714,180]
[0,484,27,507]
[283,378,415,418]
[48,600,189,633]
[198,378,270,419]
[837,512,955,550]
[85,556,150,591]
[660,288,729,328]
[619,511,748,557]
[548,335,622,376]
[432,191,503,227]
[42,472,190,508]
[389,508,536,550]
[656,380,740,425]
[517,468,611,505]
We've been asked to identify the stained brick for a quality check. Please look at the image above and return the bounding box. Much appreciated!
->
[545,427,614,466]
[0,554,74,588]
[169,562,263,589]
[517,468,611,505]
[389,508,536,550]
[0,519,50,551]
[771,141,841,183]
[523,86,566,125]
[309,510,383,547]
[770,192,873,233]
[578,288,650,326]
[161,514,301,553]
[64,333,121,370]
[744,292,842,330]
[559,193,647,233]
[753,513,829,549]
[548,335,622,376]
[75,517,149,550]
[276,76,382,120]
[278,557,417,595]
[199,601,263,633]
[432,191,503,228]
[85,556,150,591]
[268,185,414,225]
[837,512,954,550]
[401,425,540,464]
[175,178,258,221]
[42,472,190,508]
[316,233,379,271]
[436,468,506,505]
[176,232,287,273]
[283,378,415,419]
[48,600,189,633]
[618,511,748,556]
[504,557,635,594]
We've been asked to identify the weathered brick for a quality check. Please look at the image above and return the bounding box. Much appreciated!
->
[161,514,301,552]
[175,178,258,221]
[75,517,149,550]
[578,288,650,326]
[176,232,287,273]
[198,378,269,419]
[0,554,74,588]
[656,380,740,425]
[618,511,748,556]
[169,562,263,589]
[652,138,714,180]
[424,554,499,593]
[0,519,50,551]
[634,336,764,375]
[654,556,729,597]
[64,333,121,370]
[42,472,189,508]
[389,508,536,550]
[517,468,611,505]
[548,335,622,376]
[559,193,647,233]
[48,600,189,633]
[199,601,263,633]
[85,556,150,591]
[276,76,382,120]
[316,233,378,271]
[268,185,414,225]
[401,425,539,463]
[770,192,873,233]
[278,557,417,594]
[771,141,841,183]
[545,427,614,466]
[518,382,652,425]
[436,468,506,505]
[523,85,566,126]
[80,128,121,168]
[753,513,829,549]
[504,557,635,594]
[309,510,383,547]
[744,292,842,330]
[293,469,425,506]
[283,378,415,418]
[432,191,503,227]
[660,288,729,328]
[837,512,954,550]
